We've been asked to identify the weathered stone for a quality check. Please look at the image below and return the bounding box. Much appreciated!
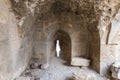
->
[111,61,120,79]
[108,10,120,44]
[73,74,97,80]
[71,57,90,67]
[0,0,120,79]
[30,63,39,69]
[41,63,49,69]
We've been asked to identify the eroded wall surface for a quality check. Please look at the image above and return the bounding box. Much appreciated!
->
[0,0,120,79]
[0,0,36,79]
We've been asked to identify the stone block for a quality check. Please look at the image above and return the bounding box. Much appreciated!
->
[111,61,120,79]
[73,73,97,80]
[41,63,49,69]
[71,57,90,67]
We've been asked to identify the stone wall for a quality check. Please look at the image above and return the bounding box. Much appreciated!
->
[100,10,120,77]
[97,0,120,78]
[0,0,120,79]
[32,0,100,73]
[0,0,37,79]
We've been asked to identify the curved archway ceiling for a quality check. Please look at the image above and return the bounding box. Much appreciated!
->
[10,0,120,32]
[35,0,97,23]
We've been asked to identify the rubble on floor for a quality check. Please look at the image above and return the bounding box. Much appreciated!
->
[17,58,107,80]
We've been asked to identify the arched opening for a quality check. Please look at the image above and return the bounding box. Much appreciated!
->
[48,29,71,63]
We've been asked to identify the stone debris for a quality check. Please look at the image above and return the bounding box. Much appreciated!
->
[41,63,49,69]
[73,73,97,80]
[17,58,106,80]
[111,61,120,79]
[71,57,90,67]
[30,63,39,69]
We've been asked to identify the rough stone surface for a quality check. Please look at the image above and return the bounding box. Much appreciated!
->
[0,0,120,80]
[73,74,97,80]
[41,63,49,70]
[111,61,120,79]
[71,57,90,67]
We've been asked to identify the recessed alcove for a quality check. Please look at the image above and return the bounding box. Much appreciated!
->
[44,24,100,73]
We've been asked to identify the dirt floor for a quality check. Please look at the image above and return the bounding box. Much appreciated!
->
[16,57,107,80]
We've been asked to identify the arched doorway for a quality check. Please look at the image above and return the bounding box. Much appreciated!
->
[48,29,71,63]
